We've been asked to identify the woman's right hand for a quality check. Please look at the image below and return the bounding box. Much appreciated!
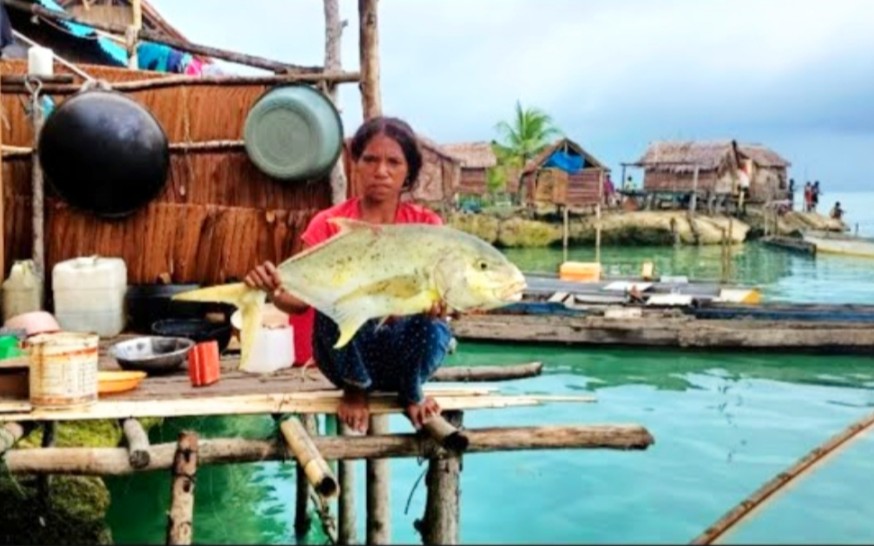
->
[244,261,282,295]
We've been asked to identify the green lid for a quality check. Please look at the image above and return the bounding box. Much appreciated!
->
[243,85,344,181]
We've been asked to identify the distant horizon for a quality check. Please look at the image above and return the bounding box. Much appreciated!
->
[148,0,874,193]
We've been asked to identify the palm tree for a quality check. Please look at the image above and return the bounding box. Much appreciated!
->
[494,101,561,204]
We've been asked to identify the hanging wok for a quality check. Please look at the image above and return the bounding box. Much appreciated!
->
[38,89,170,218]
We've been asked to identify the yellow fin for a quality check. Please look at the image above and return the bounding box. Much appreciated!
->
[172,283,266,372]
[331,306,371,349]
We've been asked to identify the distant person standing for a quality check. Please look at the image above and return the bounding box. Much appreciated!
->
[811,181,821,212]
[803,181,812,212]
[788,178,795,210]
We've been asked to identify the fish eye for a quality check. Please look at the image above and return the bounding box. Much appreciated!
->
[476,260,489,271]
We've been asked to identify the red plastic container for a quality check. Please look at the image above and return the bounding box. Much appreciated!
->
[188,340,220,387]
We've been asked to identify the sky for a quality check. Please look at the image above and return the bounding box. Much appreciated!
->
[149,0,874,191]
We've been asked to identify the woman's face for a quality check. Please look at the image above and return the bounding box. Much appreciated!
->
[356,133,409,203]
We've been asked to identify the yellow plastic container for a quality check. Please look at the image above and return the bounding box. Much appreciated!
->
[559,261,601,283]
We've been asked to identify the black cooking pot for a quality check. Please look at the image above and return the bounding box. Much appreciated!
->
[38,89,170,218]
[126,284,207,333]
[151,318,232,354]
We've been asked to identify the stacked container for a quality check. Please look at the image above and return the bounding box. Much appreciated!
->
[2,260,43,321]
[52,256,127,337]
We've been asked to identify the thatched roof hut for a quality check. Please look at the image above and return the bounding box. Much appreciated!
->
[440,141,497,196]
[633,140,791,202]
[520,137,608,208]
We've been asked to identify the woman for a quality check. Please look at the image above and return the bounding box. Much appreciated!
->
[244,116,452,433]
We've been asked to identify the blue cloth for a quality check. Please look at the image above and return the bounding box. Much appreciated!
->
[543,150,585,174]
[37,0,127,65]
[136,42,173,72]
[313,312,452,405]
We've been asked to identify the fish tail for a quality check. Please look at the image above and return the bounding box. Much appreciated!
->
[172,283,267,372]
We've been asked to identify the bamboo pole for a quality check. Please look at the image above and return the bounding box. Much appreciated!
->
[0,74,74,85]
[294,414,318,535]
[166,430,198,546]
[422,414,469,452]
[338,422,358,545]
[3,424,655,475]
[281,416,338,498]
[433,362,542,382]
[324,0,349,205]
[562,205,569,263]
[418,411,463,545]
[366,414,390,544]
[2,0,323,74]
[358,0,381,120]
[29,79,45,288]
[0,422,35,454]
[121,418,151,469]
[127,0,143,69]
[0,72,361,96]
[691,410,874,545]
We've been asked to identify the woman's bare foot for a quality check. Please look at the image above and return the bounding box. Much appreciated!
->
[405,396,441,429]
[339,388,370,433]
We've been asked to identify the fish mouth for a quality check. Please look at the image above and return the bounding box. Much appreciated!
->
[499,280,527,302]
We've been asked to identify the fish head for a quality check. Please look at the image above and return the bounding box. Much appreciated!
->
[435,242,526,312]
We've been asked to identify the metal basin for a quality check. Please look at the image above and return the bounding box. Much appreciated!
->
[109,336,194,374]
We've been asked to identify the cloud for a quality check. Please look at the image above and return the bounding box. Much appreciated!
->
[149,0,874,189]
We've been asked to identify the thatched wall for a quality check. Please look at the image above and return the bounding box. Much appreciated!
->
[523,167,602,208]
[458,168,487,195]
[1,60,331,285]
[442,142,496,197]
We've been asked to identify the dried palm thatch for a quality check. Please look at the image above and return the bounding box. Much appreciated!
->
[1,59,332,284]
[634,140,790,173]
[441,141,497,169]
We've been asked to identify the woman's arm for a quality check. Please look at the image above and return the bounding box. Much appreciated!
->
[244,261,309,315]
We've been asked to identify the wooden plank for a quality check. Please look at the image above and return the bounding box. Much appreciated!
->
[0,391,594,422]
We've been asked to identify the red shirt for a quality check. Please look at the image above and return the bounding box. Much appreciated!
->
[290,198,443,364]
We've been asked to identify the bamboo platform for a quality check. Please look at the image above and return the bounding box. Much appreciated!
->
[451,312,874,354]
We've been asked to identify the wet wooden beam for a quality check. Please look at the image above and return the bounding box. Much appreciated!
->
[338,422,358,544]
[165,431,198,545]
[418,411,463,545]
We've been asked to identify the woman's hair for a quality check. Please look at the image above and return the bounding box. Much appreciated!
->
[349,116,423,191]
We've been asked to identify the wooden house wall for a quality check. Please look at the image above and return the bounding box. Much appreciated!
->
[642,169,721,193]
[457,168,487,196]
[523,168,602,208]
[1,60,331,285]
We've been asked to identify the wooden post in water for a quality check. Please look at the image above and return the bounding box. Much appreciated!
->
[338,422,358,544]
[294,414,318,536]
[419,411,463,545]
[37,421,56,505]
[595,169,604,264]
[562,205,569,263]
[166,431,198,546]
[358,0,381,120]
[324,0,349,205]
[690,165,699,213]
[367,414,391,544]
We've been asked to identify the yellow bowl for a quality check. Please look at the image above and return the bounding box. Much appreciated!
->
[98,370,147,395]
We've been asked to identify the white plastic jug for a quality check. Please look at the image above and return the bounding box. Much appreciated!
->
[241,324,295,374]
[52,256,127,337]
[2,260,43,321]
[27,46,54,76]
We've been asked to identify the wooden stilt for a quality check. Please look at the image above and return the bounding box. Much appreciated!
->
[418,411,463,545]
[29,80,45,290]
[166,431,198,546]
[338,422,358,545]
[37,421,55,504]
[293,414,315,536]
[324,0,349,205]
[281,416,338,498]
[121,418,151,469]
[366,414,390,544]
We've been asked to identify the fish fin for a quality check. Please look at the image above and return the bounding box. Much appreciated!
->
[374,315,391,331]
[331,304,372,349]
[172,283,266,372]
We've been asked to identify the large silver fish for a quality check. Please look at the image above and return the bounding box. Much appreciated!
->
[173,219,526,371]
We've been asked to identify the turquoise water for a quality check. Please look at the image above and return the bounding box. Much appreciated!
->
[105,191,874,544]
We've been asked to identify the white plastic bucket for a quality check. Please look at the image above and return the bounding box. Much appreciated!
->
[27,332,99,408]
